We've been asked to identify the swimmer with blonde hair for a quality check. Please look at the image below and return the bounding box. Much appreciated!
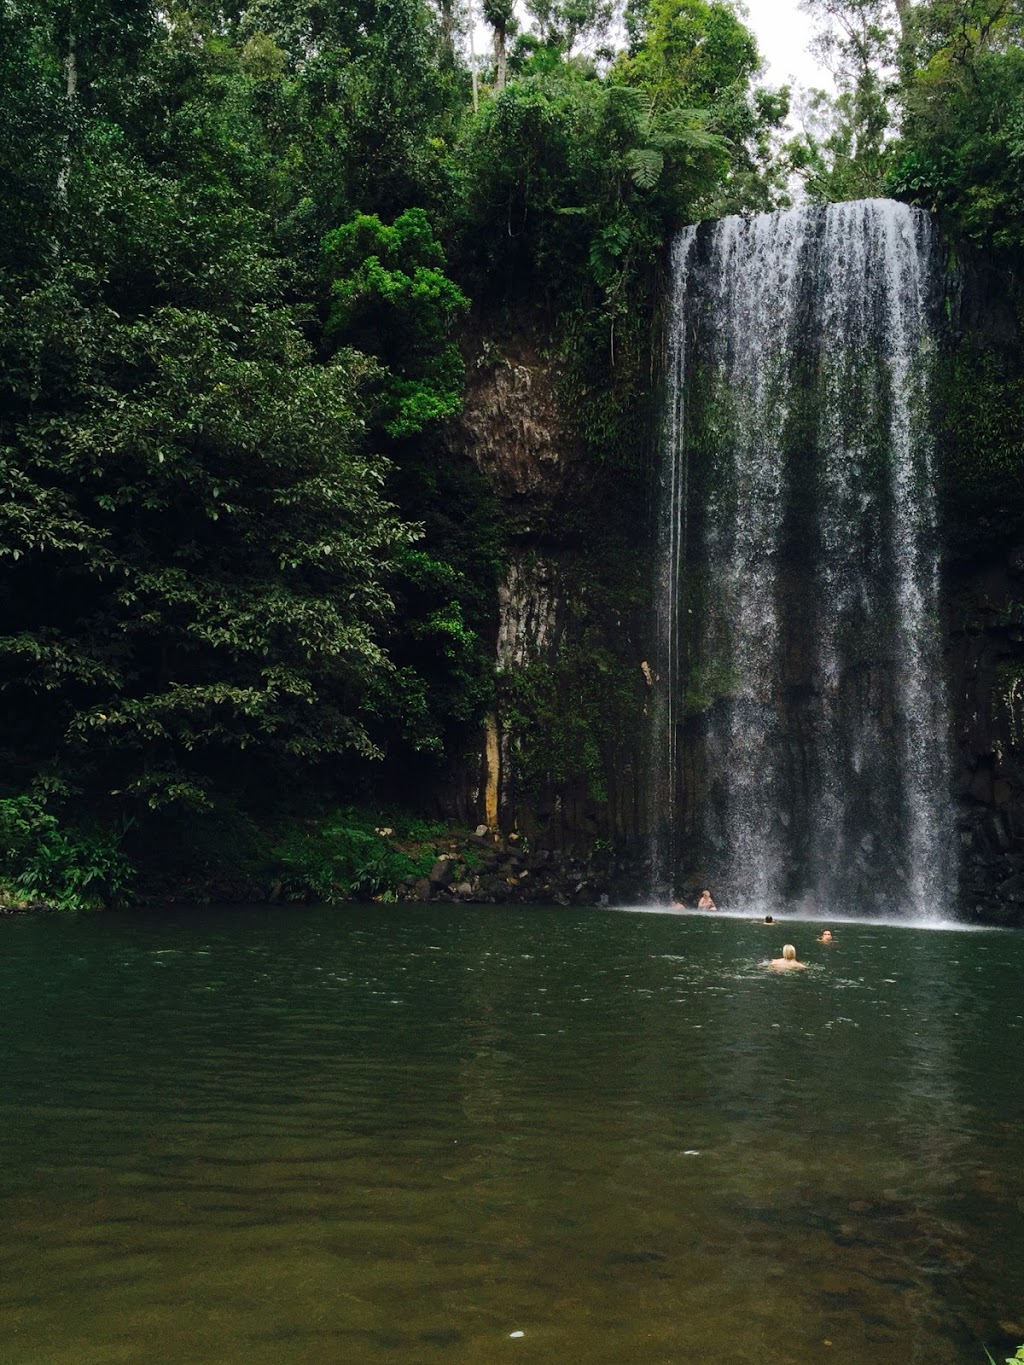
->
[769,944,807,972]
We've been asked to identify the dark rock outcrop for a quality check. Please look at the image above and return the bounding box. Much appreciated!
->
[398,831,639,907]
[947,548,1024,922]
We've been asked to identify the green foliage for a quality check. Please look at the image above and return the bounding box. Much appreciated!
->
[933,347,1024,548]
[385,811,449,841]
[274,806,436,900]
[223,0,459,223]
[791,83,895,202]
[0,271,410,807]
[614,0,791,213]
[606,86,727,192]
[619,0,759,102]
[892,28,1024,250]
[0,796,135,911]
[794,0,1024,247]
[0,1,429,815]
[323,208,470,438]
[524,0,614,56]
[483,0,520,37]
[455,53,770,306]
[454,74,595,298]
[788,0,900,202]
[133,794,457,902]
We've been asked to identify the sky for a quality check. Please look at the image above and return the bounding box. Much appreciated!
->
[742,0,832,92]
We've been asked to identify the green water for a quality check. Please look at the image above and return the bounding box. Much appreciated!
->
[1,905,1021,1364]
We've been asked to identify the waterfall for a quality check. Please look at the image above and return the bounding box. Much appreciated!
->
[648,227,698,900]
[650,199,954,918]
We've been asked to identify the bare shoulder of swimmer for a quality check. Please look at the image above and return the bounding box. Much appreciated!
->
[769,945,806,970]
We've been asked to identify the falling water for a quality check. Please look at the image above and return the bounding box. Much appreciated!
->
[648,227,697,900]
[650,200,954,918]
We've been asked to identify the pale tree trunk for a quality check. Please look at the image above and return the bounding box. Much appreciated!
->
[469,11,479,111]
[493,23,507,91]
[57,31,77,203]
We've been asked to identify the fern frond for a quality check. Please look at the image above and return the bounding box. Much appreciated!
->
[624,147,663,189]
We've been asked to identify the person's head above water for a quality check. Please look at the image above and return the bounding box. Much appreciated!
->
[818,929,833,943]
[764,915,774,924]
[770,943,806,970]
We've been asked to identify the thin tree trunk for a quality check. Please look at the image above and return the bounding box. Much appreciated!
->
[438,0,457,64]
[469,14,479,111]
[56,31,77,203]
[494,24,507,91]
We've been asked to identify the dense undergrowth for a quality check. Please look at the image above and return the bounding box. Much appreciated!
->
[0,795,458,911]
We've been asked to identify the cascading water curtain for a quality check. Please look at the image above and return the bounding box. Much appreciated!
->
[647,227,697,903]
[650,200,954,918]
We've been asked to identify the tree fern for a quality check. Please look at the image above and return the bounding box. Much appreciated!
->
[624,146,665,189]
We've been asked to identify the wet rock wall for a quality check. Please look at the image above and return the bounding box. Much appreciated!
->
[948,550,1024,921]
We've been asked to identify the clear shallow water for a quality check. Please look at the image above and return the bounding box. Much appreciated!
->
[0,905,1021,1364]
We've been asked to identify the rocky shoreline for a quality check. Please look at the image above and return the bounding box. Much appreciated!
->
[396,828,641,907]
[0,897,55,916]
[5,826,1021,924]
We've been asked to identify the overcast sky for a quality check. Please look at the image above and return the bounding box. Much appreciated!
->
[742,0,832,92]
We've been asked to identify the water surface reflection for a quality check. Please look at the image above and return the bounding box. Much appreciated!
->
[0,906,1021,1363]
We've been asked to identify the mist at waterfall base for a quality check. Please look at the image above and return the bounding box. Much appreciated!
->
[650,200,955,922]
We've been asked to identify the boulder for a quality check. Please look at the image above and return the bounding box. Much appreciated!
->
[428,858,452,885]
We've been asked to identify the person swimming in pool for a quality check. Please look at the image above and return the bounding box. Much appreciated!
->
[769,944,807,972]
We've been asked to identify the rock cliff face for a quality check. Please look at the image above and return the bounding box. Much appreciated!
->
[458,342,580,535]
[440,250,1024,924]
[940,243,1024,922]
[442,329,650,856]
[948,550,1024,921]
